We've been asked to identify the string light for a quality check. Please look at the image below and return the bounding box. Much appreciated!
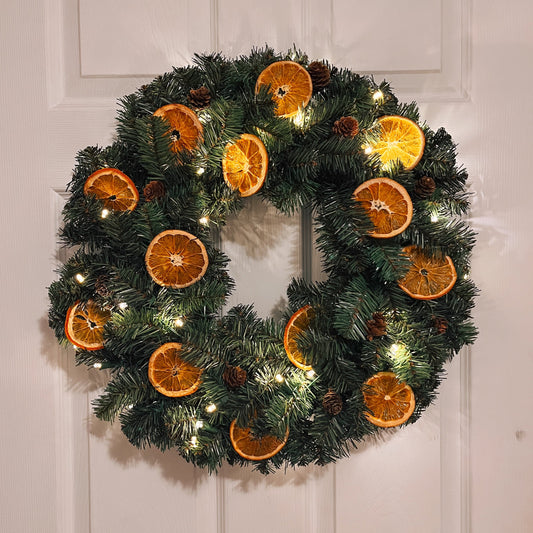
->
[174,317,185,328]
[127,404,134,410]
[101,208,110,219]
[199,216,209,226]
[206,403,217,413]
[390,344,400,355]
[190,436,198,447]
[291,109,306,129]
[464,273,470,280]
[306,369,316,379]
[195,420,204,429]
[118,302,128,310]
[75,273,85,284]
[373,90,384,101]
[275,373,284,383]
[196,167,205,176]
[431,214,439,223]
[364,146,373,155]
[93,362,102,369]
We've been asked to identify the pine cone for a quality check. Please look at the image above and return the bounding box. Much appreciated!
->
[323,390,343,416]
[308,61,330,90]
[432,316,448,334]
[143,181,166,202]
[332,116,359,138]
[223,365,247,389]
[188,86,211,109]
[366,312,387,341]
[94,275,111,298]
[415,176,436,198]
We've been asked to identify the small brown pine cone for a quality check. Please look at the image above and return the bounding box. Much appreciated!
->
[308,61,331,90]
[94,275,111,298]
[332,116,359,138]
[143,181,166,202]
[188,86,211,109]
[366,312,387,341]
[223,365,247,389]
[323,390,343,416]
[432,316,449,334]
[415,176,436,198]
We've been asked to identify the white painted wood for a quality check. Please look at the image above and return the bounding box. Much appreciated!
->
[2,0,533,531]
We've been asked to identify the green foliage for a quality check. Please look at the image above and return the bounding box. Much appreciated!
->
[48,47,477,473]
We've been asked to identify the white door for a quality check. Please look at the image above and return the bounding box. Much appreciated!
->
[2,1,532,532]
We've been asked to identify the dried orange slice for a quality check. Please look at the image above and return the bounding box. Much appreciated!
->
[222,134,268,197]
[230,419,289,461]
[255,60,313,117]
[83,168,139,212]
[398,245,457,300]
[64,300,110,351]
[284,305,315,371]
[353,177,413,238]
[145,229,208,288]
[362,372,415,428]
[371,115,425,170]
[153,103,203,153]
[148,342,202,397]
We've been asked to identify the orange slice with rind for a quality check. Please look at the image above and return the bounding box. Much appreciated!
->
[145,229,208,288]
[229,419,289,461]
[83,168,139,212]
[148,342,202,397]
[255,61,313,118]
[284,305,315,371]
[153,103,203,153]
[222,133,268,197]
[353,177,413,238]
[64,300,110,351]
[371,115,425,170]
[362,371,415,428]
[398,245,457,300]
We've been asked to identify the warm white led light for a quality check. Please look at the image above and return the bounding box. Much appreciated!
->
[93,362,102,369]
[195,420,204,429]
[275,374,284,383]
[199,216,209,226]
[190,436,198,447]
[373,90,384,101]
[390,344,400,355]
[75,273,86,284]
[364,146,373,155]
[206,403,217,413]
[118,302,128,310]
[306,369,316,379]
[101,208,110,218]
[291,109,306,129]
[431,214,439,223]
[196,167,205,176]
[174,317,185,328]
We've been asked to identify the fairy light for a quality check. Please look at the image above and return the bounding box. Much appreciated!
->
[196,167,205,176]
[118,302,128,310]
[75,273,86,284]
[364,146,373,155]
[174,316,185,328]
[464,273,470,280]
[93,362,102,369]
[127,404,134,410]
[390,344,400,356]
[101,208,110,219]
[306,369,316,379]
[195,420,204,429]
[431,214,439,223]
[275,373,284,383]
[206,403,217,413]
[373,90,384,101]
[199,216,209,226]
[190,436,198,447]
[291,108,306,129]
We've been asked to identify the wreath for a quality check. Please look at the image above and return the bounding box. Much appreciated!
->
[48,47,477,474]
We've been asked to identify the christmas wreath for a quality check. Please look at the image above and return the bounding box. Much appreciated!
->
[48,47,477,474]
